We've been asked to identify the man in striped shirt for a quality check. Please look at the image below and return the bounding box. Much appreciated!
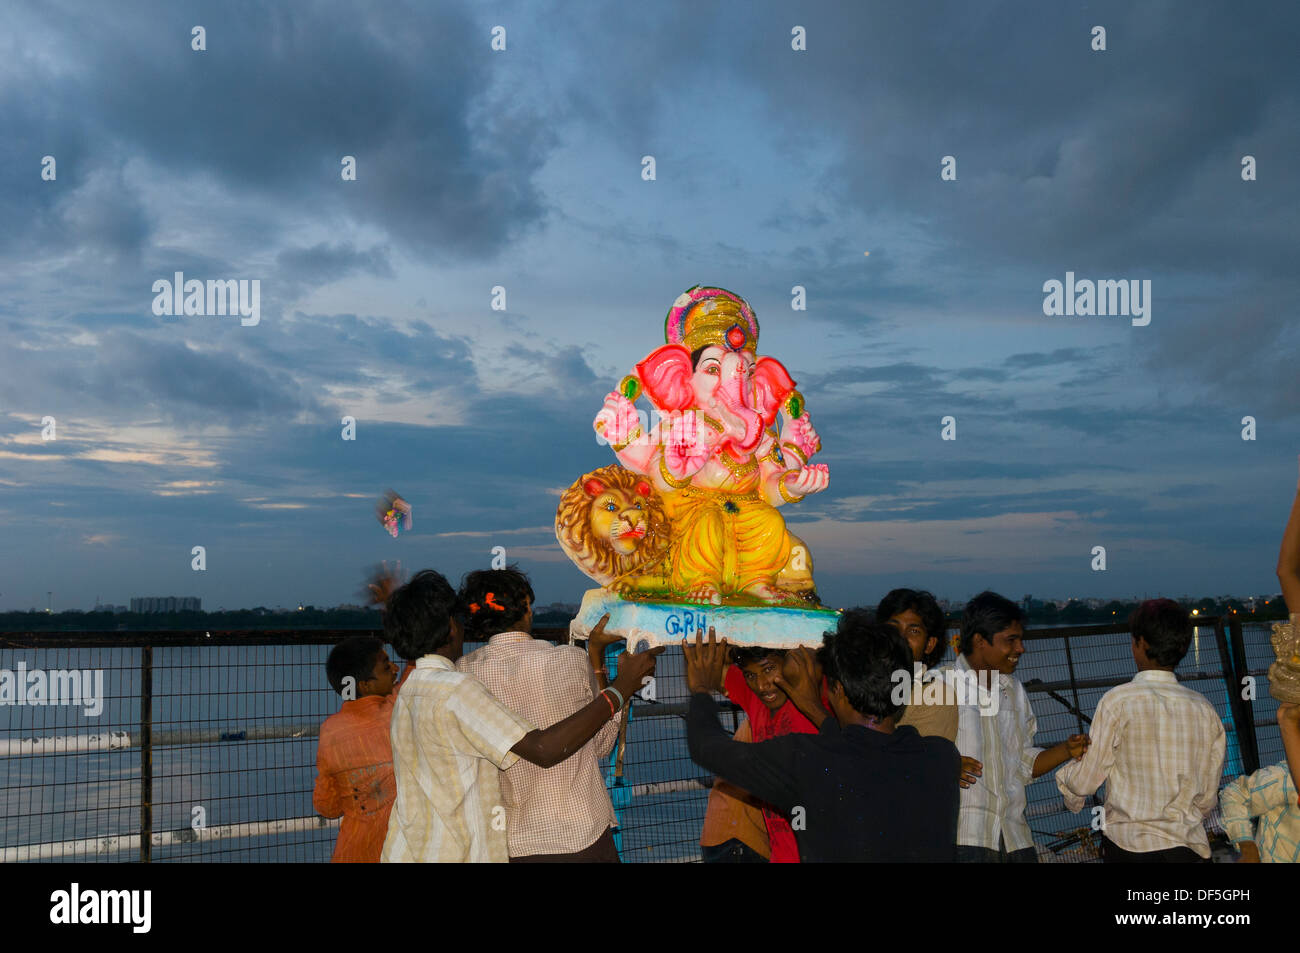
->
[1056,599,1225,861]
[456,568,622,862]
[938,591,1089,862]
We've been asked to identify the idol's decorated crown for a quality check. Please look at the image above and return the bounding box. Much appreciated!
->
[665,286,760,353]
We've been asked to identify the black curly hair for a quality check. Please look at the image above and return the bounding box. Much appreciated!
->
[384,569,458,661]
[459,566,535,639]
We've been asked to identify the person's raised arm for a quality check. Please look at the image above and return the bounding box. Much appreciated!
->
[584,613,623,690]
[1279,703,1300,798]
[1054,698,1114,811]
[683,629,801,813]
[1033,735,1090,778]
[1277,456,1300,615]
[771,647,829,728]
[510,645,663,768]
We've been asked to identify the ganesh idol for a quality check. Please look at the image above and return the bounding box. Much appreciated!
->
[575,286,828,608]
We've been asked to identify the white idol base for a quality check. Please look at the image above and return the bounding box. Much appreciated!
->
[567,587,841,651]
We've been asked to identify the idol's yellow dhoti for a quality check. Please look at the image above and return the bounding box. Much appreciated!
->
[662,487,791,597]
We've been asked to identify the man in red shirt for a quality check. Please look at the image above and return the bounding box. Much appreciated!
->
[722,647,824,863]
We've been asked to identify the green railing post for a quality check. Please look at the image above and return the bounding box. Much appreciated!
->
[139,644,153,863]
[1226,617,1260,775]
[1211,618,1248,777]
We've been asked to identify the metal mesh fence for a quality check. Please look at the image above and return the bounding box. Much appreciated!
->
[0,645,141,861]
[0,619,1286,863]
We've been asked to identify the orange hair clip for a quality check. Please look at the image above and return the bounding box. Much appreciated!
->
[468,592,507,615]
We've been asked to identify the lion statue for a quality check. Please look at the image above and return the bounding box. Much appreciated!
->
[556,463,819,604]
[556,465,672,593]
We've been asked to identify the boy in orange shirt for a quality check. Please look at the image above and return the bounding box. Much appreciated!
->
[313,636,399,863]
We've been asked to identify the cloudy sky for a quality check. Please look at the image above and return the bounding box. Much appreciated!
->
[2,1,1297,613]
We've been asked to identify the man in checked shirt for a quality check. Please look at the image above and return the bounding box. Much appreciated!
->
[1056,599,1225,862]
[456,567,628,862]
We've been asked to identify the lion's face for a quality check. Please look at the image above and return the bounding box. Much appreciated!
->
[556,465,669,585]
[589,487,650,556]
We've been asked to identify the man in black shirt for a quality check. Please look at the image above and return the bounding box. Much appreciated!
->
[684,612,960,862]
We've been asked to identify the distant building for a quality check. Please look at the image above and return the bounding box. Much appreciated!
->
[130,596,201,613]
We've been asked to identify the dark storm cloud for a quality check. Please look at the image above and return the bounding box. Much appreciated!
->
[244,312,478,403]
[551,0,1296,266]
[1005,348,1093,370]
[64,312,158,330]
[82,330,322,425]
[552,1,1299,411]
[7,0,554,262]
[800,361,1019,421]
[0,310,482,429]
[502,343,603,394]
[275,243,394,289]
[816,362,944,387]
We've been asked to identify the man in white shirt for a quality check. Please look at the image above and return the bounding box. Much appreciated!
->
[1056,599,1225,862]
[456,567,622,861]
[938,591,1089,862]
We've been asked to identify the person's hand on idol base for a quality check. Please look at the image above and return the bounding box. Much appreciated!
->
[610,643,665,702]
[586,613,626,657]
[682,628,729,695]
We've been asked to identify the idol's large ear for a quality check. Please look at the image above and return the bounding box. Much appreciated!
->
[636,344,695,411]
[753,357,796,426]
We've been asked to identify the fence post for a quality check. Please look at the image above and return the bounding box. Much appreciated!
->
[1061,634,1086,736]
[1226,617,1260,775]
[140,645,153,863]
[1211,618,1250,778]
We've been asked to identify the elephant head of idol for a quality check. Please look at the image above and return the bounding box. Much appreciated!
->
[635,287,795,460]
